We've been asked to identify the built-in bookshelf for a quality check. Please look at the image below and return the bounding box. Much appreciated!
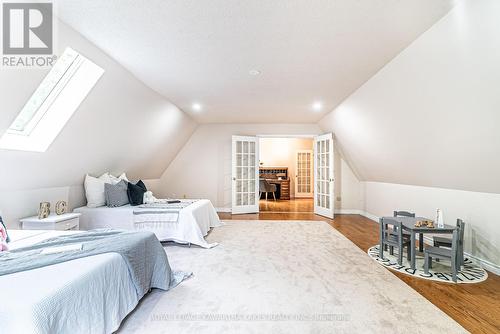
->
[259,166,288,179]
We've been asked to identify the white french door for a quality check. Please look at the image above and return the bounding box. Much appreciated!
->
[231,136,259,214]
[314,133,334,219]
[295,150,313,198]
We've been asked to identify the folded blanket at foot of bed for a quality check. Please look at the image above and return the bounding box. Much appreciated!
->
[0,230,191,297]
[133,200,200,229]
[133,209,181,228]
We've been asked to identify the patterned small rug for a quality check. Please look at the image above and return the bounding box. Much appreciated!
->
[367,245,488,284]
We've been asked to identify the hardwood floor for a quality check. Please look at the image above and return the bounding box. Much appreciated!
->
[259,198,313,212]
[218,207,500,334]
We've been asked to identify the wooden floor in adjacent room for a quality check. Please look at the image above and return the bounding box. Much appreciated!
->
[259,198,314,213]
[219,200,500,334]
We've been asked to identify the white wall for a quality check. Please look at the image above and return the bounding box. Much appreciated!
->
[319,0,500,194]
[259,137,313,198]
[155,123,364,212]
[336,159,364,212]
[363,182,500,271]
[0,186,84,228]
[318,0,500,270]
[156,124,321,208]
[0,21,197,227]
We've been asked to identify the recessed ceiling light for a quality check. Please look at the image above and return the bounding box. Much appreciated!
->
[192,103,202,111]
[249,69,261,76]
[312,102,323,111]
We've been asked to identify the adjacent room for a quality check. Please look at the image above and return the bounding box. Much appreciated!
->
[258,137,314,212]
[0,0,499,333]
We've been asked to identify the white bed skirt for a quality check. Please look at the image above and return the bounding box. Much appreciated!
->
[74,199,222,248]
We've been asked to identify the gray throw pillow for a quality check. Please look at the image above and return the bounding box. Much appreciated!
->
[105,180,129,207]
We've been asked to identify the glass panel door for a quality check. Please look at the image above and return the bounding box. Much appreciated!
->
[232,136,259,214]
[314,133,334,218]
[295,150,313,198]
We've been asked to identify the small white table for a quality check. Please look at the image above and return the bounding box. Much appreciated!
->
[20,213,81,231]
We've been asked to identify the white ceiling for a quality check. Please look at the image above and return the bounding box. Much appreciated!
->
[57,0,456,123]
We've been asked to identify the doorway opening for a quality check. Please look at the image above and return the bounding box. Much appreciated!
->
[231,133,334,218]
[258,137,314,213]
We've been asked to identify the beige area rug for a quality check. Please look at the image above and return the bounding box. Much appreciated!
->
[118,220,467,334]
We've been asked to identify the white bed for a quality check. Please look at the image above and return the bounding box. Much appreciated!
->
[0,230,139,334]
[74,199,221,248]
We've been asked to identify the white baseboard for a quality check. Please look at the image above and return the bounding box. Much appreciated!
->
[466,255,500,275]
[360,211,379,222]
[361,211,500,276]
[336,209,363,215]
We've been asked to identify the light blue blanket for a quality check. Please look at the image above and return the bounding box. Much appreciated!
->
[0,230,190,297]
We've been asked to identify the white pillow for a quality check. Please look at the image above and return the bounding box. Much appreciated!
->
[84,173,112,207]
[109,172,129,184]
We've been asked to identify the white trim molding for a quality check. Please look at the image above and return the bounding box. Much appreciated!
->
[359,211,379,222]
[335,209,364,215]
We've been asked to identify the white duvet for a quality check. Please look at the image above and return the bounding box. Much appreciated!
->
[0,230,139,334]
[74,199,222,248]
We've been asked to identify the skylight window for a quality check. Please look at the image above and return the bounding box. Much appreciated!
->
[0,47,104,152]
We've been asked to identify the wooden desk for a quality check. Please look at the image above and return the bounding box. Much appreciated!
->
[265,179,290,200]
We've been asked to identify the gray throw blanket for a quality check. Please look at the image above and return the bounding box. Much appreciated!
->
[0,230,191,297]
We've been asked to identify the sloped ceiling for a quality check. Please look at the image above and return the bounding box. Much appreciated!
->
[0,21,197,191]
[319,0,500,194]
[56,0,456,123]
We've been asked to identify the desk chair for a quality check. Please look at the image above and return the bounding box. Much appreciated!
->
[259,179,277,201]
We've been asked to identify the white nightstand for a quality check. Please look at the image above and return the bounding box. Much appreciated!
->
[20,212,81,231]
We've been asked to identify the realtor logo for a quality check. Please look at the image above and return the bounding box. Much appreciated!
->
[2,2,53,54]
[1,1,56,67]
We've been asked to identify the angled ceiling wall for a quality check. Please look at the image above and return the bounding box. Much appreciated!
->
[56,0,455,123]
[0,20,197,192]
[319,0,500,194]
